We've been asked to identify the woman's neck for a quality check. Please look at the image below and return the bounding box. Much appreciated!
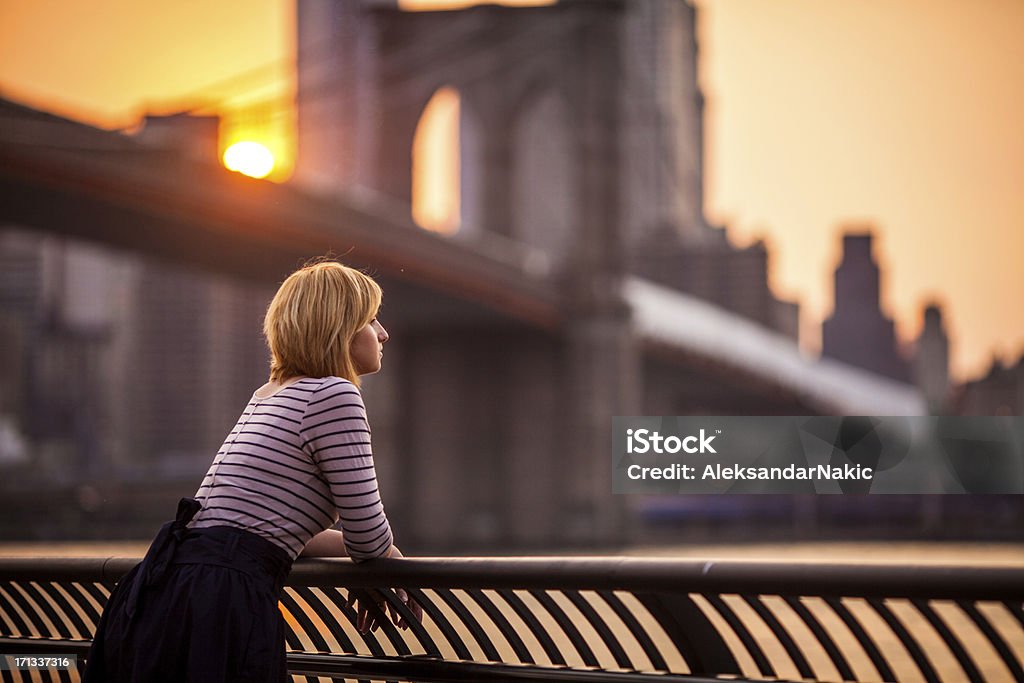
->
[255,375,308,399]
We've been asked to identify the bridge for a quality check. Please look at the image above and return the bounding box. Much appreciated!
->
[0,90,927,549]
[0,96,920,416]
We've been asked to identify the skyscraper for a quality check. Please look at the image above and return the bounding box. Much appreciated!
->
[823,231,912,383]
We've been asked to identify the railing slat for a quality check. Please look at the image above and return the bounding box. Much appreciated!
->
[21,582,73,640]
[311,587,364,655]
[704,593,774,677]
[464,588,535,664]
[824,596,896,682]
[595,590,668,672]
[433,587,503,662]
[636,592,736,676]
[4,583,50,638]
[741,593,815,680]
[912,598,984,683]
[71,583,107,623]
[405,587,467,660]
[0,586,30,637]
[1010,599,1024,630]
[959,599,1024,682]
[565,590,633,670]
[529,589,600,667]
[281,587,334,656]
[47,583,92,640]
[866,597,941,683]
[782,595,857,682]
[278,593,315,655]
[496,589,567,666]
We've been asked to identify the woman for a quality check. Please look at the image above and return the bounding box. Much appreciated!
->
[84,260,420,682]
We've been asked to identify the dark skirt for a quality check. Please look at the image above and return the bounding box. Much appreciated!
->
[83,498,294,683]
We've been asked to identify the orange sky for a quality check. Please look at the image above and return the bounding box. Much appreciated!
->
[0,0,1021,381]
[695,0,1024,382]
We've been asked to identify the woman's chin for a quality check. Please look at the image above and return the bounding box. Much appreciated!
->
[357,363,382,376]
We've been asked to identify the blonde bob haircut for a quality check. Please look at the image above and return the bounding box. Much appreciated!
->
[263,260,382,387]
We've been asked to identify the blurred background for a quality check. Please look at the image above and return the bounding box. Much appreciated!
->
[0,0,1021,558]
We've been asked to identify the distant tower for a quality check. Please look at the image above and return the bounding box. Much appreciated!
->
[913,303,950,413]
[823,231,912,382]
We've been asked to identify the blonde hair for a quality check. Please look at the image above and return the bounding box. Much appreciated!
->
[263,260,382,387]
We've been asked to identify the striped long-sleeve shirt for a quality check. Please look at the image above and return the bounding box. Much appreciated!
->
[188,377,394,561]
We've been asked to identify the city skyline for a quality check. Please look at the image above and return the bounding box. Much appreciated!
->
[1,0,1021,380]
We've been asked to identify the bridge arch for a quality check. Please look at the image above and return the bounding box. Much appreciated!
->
[412,86,462,235]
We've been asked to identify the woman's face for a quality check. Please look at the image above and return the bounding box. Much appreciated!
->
[351,318,389,375]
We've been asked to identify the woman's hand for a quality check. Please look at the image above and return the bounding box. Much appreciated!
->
[345,587,422,633]
[391,587,423,630]
[346,545,423,633]
[382,546,424,629]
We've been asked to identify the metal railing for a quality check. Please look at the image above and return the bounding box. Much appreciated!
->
[0,556,1022,682]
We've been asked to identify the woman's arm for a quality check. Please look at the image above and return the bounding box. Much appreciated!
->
[300,380,394,561]
[299,529,349,558]
[300,530,401,559]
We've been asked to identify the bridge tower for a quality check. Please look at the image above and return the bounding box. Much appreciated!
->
[294,0,714,548]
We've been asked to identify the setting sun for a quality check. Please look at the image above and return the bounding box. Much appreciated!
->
[223,141,275,179]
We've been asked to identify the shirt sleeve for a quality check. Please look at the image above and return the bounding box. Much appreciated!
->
[300,378,393,561]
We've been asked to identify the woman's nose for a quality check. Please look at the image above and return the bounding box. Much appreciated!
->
[377,323,389,343]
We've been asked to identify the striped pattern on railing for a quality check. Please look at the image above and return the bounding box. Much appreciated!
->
[0,557,1021,682]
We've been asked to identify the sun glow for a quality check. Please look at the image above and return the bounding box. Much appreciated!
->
[222,141,276,179]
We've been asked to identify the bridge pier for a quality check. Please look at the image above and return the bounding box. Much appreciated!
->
[560,0,639,547]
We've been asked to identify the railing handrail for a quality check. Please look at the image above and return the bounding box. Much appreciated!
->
[3,555,1024,681]
[1,555,1021,600]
